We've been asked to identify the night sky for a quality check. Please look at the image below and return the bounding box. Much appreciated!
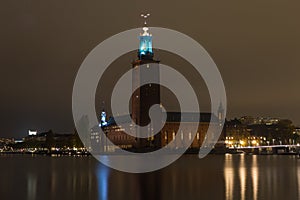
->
[1,0,300,138]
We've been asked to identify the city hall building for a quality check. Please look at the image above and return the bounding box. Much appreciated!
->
[90,18,224,152]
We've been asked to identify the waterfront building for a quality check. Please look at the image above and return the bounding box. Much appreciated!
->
[90,15,224,152]
[225,117,298,147]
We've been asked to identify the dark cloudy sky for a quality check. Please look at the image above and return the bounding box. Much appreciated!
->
[1,0,300,138]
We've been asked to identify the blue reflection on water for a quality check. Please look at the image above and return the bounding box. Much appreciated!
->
[96,162,110,200]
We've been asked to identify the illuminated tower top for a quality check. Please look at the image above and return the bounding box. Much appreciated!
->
[138,13,153,60]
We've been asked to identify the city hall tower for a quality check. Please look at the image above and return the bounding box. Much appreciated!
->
[131,14,161,148]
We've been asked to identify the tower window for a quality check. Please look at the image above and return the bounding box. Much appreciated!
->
[164,132,167,140]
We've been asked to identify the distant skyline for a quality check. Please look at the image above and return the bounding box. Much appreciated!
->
[1,1,300,138]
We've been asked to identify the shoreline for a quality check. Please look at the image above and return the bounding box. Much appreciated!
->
[1,148,299,157]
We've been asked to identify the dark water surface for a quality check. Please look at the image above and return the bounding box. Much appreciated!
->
[0,154,299,200]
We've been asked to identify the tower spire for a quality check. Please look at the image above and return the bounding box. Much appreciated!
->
[138,13,153,60]
[218,100,224,123]
[99,101,107,127]
[141,13,150,26]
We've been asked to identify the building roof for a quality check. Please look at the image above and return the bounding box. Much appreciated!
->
[105,112,217,127]
[166,112,217,123]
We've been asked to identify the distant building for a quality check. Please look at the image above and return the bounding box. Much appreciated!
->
[225,119,267,147]
[240,116,280,125]
[225,117,298,147]
[294,127,300,136]
[28,130,37,136]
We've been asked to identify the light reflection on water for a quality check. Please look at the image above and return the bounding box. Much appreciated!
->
[223,154,300,200]
[96,163,109,200]
[252,155,258,200]
[298,163,300,197]
[224,154,234,200]
[0,154,299,200]
[27,172,37,200]
[239,154,246,200]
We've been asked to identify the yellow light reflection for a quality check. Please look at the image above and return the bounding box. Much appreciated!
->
[225,154,234,200]
[239,154,246,200]
[297,164,300,198]
[252,155,258,200]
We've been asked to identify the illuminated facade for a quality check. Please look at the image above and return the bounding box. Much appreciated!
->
[102,112,219,151]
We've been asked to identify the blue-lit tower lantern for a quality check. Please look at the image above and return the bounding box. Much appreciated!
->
[101,111,107,125]
[99,110,107,127]
[138,13,154,60]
